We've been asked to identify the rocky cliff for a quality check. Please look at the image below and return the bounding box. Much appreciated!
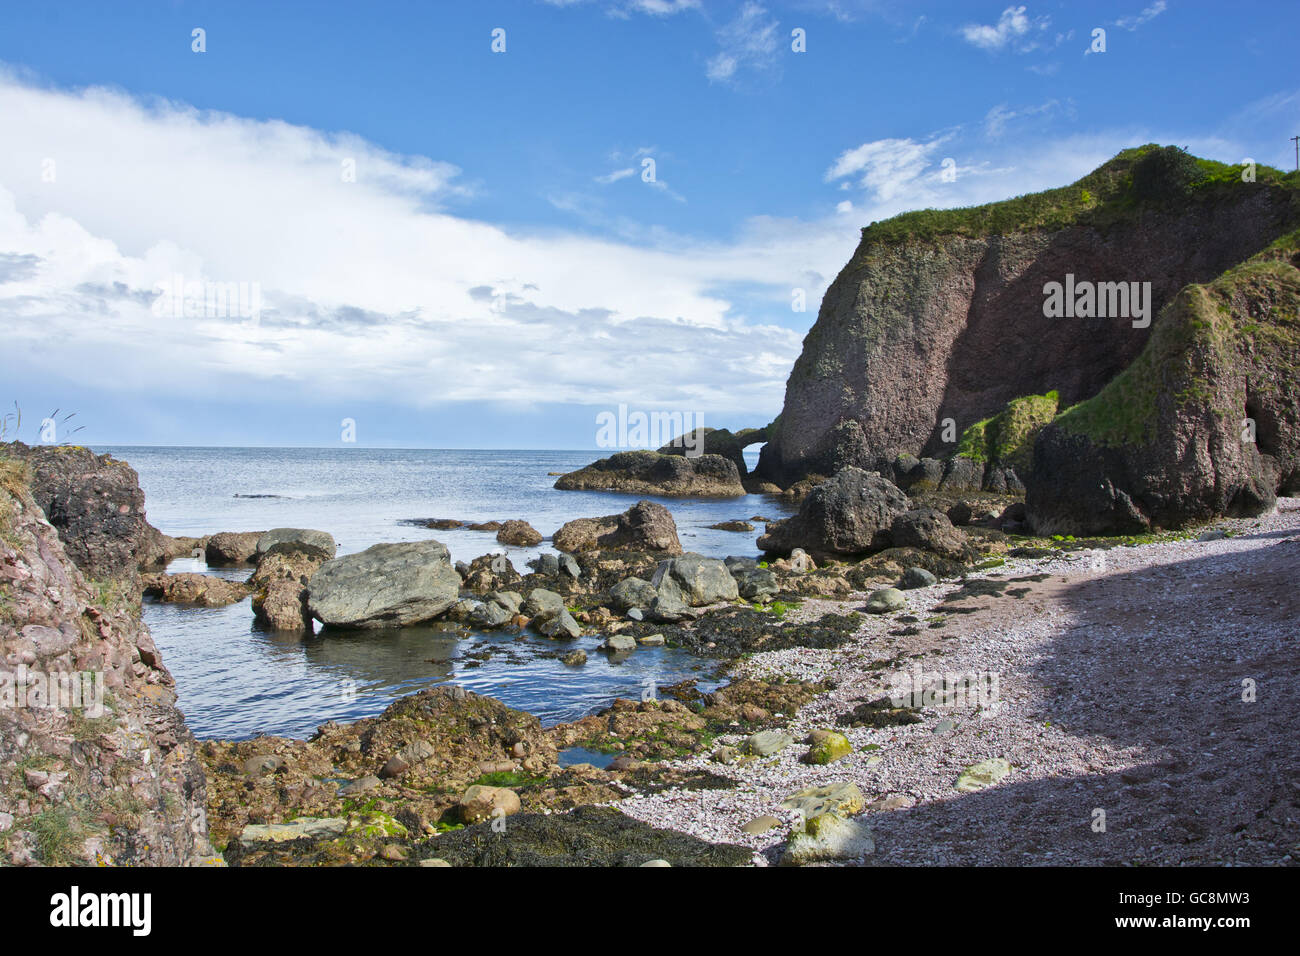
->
[758,148,1300,496]
[0,447,215,865]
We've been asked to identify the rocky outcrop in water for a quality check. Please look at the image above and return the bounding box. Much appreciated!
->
[554,450,744,497]
[553,500,682,554]
[0,449,215,865]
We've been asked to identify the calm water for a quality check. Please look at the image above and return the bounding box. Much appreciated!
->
[99,446,787,740]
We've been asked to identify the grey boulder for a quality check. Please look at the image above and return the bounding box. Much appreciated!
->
[308,541,461,628]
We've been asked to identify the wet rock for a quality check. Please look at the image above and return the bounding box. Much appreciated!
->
[710,520,754,532]
[554,452,745,498]
[560,649,587,666]
[602,634,637,653]
[553,500,683,554]
[781,782,865,819]
[240,817,347,844]
[496,520,543,547]
[308,541,461,628]
[143,572,252,607]
[538,609,582,639]
[255,528,336,561]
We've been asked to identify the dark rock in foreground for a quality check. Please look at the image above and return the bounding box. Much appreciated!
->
[759,467,910,559]
[414,805,751,867]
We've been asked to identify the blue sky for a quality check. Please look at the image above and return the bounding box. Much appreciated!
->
[0,1,1296,448]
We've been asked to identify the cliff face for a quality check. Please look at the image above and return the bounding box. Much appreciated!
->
[0,449,214,865]
[1027,238,1300,534]
[758,149,1300,489]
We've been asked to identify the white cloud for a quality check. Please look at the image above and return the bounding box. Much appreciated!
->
[706,3,782,85]
[960,5,1050,53]
[824,136,954,201]
[984,99,1062,139]
[1115,1,1167,31]
[0,72,852,416]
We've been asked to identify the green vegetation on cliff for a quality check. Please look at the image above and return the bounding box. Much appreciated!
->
[957,391,1060,471]
[857,145,1300,248]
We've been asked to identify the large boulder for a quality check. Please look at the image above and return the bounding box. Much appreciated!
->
[205,531,264,567]
[308,541,462,628]
[553,451,744,497]
[496,520,543,547]
[890,508,970,560]
[143,572,252,607]
[553,500,682,555]
[255,528,336,561]
[651,553,739,606]
[6,443,156,587]
[1027,249,1300,535]
[758,467,910,559]
[250,545,330,632]
[657,426,749,475]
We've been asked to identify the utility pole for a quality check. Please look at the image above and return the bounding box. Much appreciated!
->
[1293,134,1300,173]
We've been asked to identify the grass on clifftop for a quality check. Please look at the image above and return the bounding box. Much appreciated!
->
[857,145,1300,247]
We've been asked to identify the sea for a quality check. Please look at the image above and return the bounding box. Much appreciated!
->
[95,445,789,741]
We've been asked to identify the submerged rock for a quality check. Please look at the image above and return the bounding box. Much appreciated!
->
[496,520,543,547]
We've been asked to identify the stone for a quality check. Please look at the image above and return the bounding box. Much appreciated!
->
[637,633,665,646]
[308,541,462,629]
[758,467,910,559]
[560,650,587,666]
[789,548,816,572]
[780,813,874,865]
[558,554,581,579]
[651,553,740,605]
[240,817,347,844]
[538,609,582,639]
[865,587,906,613]
[732,567,779,601]
[867,793,917,812]
[255,528,336,560]
[743,729,794,757]
[803,730,852,765]
[956,758,1012,792]
[242,755,284,776]
[609,577,658,613]
[781,782,866,819]
[626,608,644,621]
[142,572,251,608]
[640,858,672,867]
[205,531,264,566]
[496,520,543,547]
[338,775,381,797]
[522,588,565,620]
[602,634,637,653]
[891,508,969,560]
[552,499,683,553]
[458,785,522,824]
[898,567,938,590]
[554,452,745,497]
[741,815,783,835]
